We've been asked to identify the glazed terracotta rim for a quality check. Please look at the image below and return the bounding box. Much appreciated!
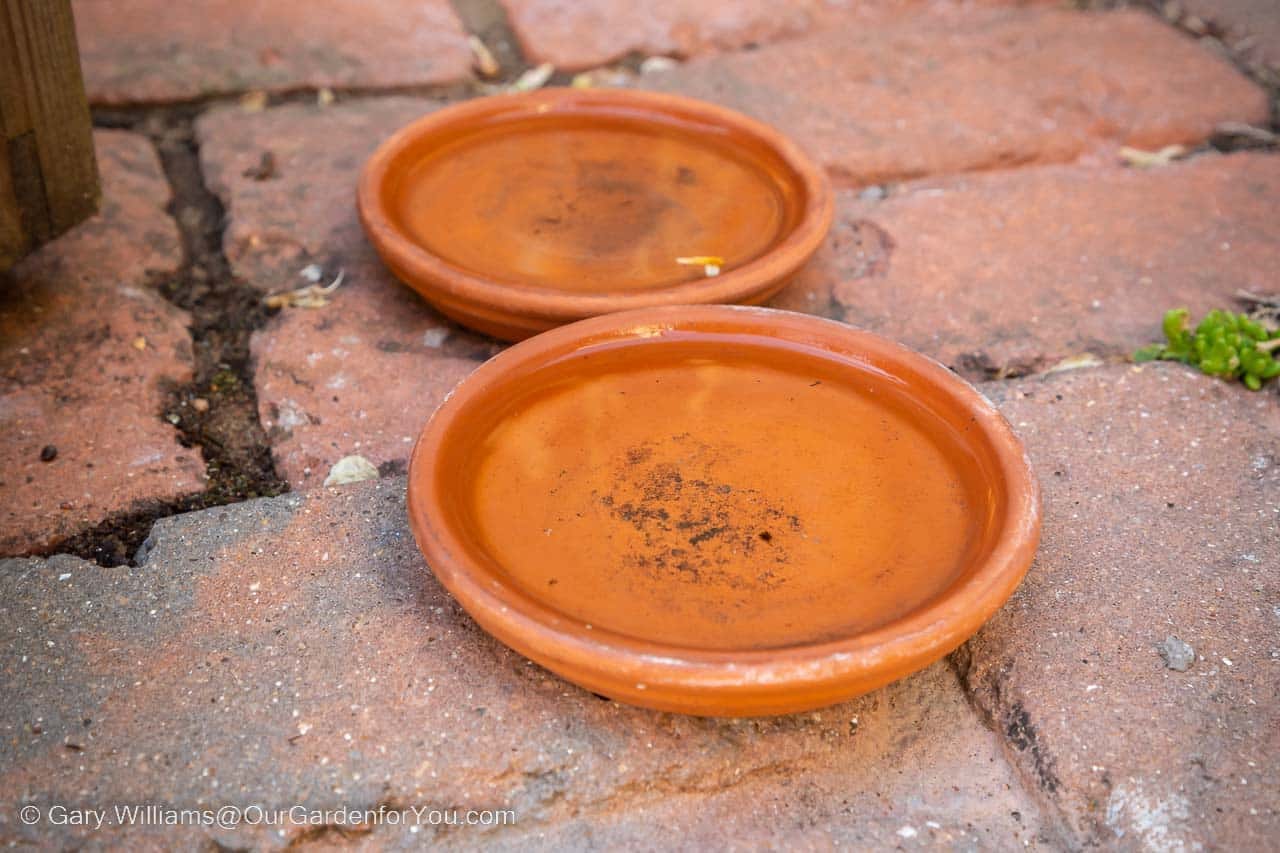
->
[407,306,1041,705]
[358,88,834,322]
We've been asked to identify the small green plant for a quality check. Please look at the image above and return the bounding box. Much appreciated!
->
[1135,308,1280,391]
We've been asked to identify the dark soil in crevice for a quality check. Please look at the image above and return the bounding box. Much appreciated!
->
[950,352,1046,383]
[40,496,204,568]
[946,647,1078,848]
[61,107,289,566]
[89,78,476,115]
[450,0,530,80]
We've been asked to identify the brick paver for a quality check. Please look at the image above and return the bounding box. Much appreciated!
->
[774,152,1280,376]
[200,92,1280,485]
[74,0,473,105]
[500,0,891,71]
[0,480,1050,849]
[4,361,1275,847]
[645,8,1268,184]
[5,3,1277,846]
[1183,0,1280,69]
[197,99,500,490]
[964,364,1280,849]
[500,0,1062,71]
[0,132,205,556]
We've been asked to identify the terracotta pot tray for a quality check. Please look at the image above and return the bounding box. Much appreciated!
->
[359,89,832,341]
[407,306,1041,716]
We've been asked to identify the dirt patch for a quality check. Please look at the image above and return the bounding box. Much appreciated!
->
[450,0,530,80]
[50,108,289,565]
[952,351,1045,382]
[594,436,802,590]
[949,648,1063,799]
[144,111,285,506]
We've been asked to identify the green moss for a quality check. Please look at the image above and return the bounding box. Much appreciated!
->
[1135,308,1280,391]
[209,369,240,393]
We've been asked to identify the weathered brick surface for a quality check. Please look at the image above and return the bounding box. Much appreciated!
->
[197,99,501,490]
[962,363,1280,849]
[1182,0,1280,69]
[201,94,1280,488]
[500,0,888,71]
[0,480,1050,849]
[75,0,473,105]
[6,360,1276,848]
[0,131,204,556]
[772,151,1280,377]
[500,0,1060,71]
[645,8,1268,184]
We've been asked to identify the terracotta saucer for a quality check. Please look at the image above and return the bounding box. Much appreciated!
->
[407,306,1041,716]
[358,89,833,341]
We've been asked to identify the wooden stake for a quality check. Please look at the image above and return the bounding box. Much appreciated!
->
[0,0,99,270]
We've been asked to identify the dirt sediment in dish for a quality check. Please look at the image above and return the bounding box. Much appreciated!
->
[393,115,794,292]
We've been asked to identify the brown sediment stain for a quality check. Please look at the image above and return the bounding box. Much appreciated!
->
[594,436,803,590]
[839,218,895,280]
[530,159,678,257]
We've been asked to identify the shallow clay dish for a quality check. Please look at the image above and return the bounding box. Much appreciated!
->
[358,89,832,341]
[408,306,1040,716]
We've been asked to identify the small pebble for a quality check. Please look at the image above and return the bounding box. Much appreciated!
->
[191,397,210,413]
[639,56,678,74]
[39,445,57,462]
[1157,635,1195,671]
[324,455,379,487]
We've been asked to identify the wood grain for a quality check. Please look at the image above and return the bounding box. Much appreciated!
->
[0,0,98,270]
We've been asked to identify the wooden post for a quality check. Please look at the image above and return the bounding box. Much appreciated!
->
[0,0,99,271]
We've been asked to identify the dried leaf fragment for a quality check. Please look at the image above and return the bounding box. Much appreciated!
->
[676,255,724,277]
[639,56,678,74]
[469,35,500,78]
[571,68,634,89]
[1118,145,1186,168]
[1045,353,1102,374]
[265,269,346,310]
[240,90,268,112]
[511,63,554,92]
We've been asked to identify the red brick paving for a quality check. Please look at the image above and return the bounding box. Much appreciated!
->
[74,0,473,105]
[4,1,1280,846]
[199,93,1280,485]
[197,99,501,489]
[645,8,1268,184]
[0,131,205,555]
[500,0,1060,71]
[965,364,1280,849]
[500,0,893,71]
[4,363,1275,847]
[0,480,1051,849]
[198,98,438,292]
[1182,0,1280,69]
[773,152,1280,376]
